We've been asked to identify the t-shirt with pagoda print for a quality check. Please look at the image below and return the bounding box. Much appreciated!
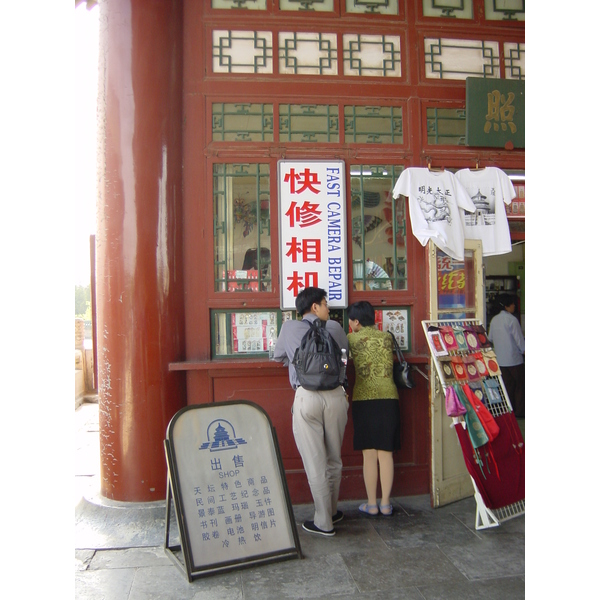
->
[455,167,516,256]
[392,168,475,261]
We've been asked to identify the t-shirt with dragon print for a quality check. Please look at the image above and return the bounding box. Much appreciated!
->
[392,168,475,260]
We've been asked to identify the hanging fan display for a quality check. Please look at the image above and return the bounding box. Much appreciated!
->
[351,191,381,208]
[352,215,382,247]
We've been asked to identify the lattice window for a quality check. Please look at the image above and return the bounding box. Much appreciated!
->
[484,0,525,21]
[213,164,271,293]
[344,105,403,144]
[213,30,273,74]
[212,103,274,142]
[424,38,500,80]
[426,107,466,145]
[350,165,407,291]
[279,0,335,11]
[278,32,338,75]
[345,0,399,15]
[422,0,473,19]
[279,104,340,142]
[504,42,524,80]
[212,310,281,357]
[343,34,401,77]
[211,0,267,9]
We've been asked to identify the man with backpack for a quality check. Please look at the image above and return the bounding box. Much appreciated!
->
[273,287,350,537]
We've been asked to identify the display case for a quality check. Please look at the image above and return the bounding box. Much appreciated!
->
[210,306,412,359]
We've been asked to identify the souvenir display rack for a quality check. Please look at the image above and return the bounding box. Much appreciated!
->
[422,318,525,530]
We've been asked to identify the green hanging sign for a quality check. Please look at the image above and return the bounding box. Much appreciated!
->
[466,77,524,149]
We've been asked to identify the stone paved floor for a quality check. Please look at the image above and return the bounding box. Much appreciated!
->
[75,400,525,599]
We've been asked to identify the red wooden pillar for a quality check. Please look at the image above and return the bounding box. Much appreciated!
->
[96,0,186,502]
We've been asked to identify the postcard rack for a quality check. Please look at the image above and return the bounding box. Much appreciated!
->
[422,318,525,530]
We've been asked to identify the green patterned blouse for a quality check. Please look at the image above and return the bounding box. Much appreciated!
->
[348,326,399,401]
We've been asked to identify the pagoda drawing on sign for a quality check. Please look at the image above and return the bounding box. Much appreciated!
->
[464,189,496,226]
[199,419,247,452]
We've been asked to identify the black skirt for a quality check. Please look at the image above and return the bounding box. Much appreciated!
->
[352,398,401,452]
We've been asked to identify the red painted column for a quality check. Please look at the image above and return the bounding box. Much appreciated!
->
[96,0,185,501]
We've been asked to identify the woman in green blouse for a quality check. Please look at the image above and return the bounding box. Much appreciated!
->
[348,301,401,517]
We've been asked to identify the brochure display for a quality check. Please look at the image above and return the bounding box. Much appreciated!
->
[164,401,302,581]
[422,319,525,530]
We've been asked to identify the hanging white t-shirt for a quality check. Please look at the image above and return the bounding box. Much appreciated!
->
[455,167,516,256]
[392,168,475,261]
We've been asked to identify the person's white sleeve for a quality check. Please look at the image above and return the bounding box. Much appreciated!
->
[510,318,525,355]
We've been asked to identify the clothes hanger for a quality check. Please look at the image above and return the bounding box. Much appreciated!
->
[427,158,444,172]
[469,158,486,171]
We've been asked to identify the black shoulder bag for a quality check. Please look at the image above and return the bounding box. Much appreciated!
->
[390,332,415,389]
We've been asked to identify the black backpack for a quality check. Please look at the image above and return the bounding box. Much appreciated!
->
[292,319,344,391]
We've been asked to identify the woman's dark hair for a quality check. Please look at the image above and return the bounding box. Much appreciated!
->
[348,301,375,327]
[295,287,327,316]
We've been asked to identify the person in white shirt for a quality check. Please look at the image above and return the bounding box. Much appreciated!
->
[488,293,525,418]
